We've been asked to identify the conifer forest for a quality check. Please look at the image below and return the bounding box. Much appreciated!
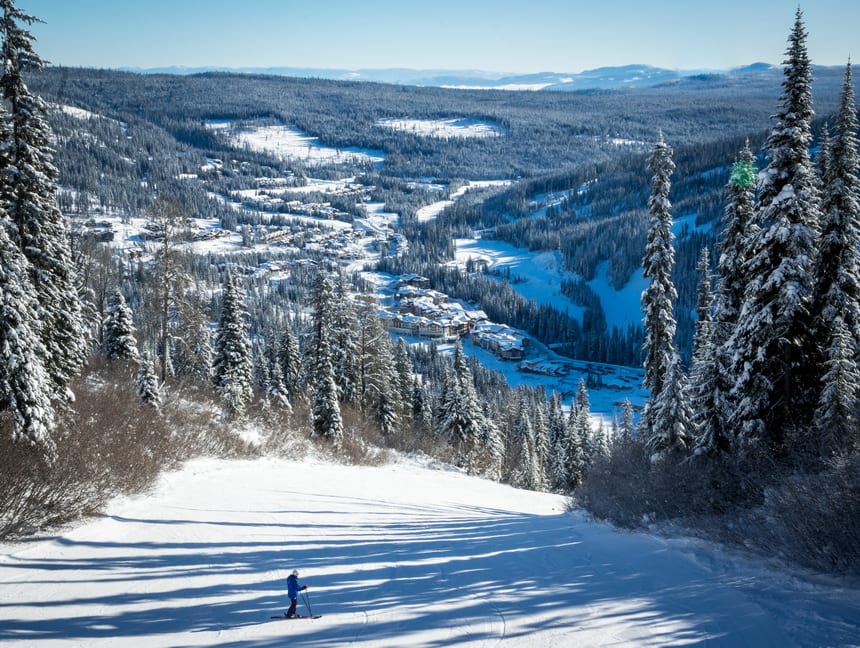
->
[0,1,858,580]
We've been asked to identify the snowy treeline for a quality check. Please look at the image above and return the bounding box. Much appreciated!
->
[583,12,860,574]
[0,1,87,448]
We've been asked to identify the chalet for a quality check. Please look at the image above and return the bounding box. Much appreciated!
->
[396,274,431,289]
[471,321,529,361]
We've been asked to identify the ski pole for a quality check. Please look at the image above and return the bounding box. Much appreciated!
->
[302,590,313,616]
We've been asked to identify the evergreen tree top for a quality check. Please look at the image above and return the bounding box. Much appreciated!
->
[730,157,757,189]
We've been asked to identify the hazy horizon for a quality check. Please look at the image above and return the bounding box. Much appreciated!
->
[25,1,860,76]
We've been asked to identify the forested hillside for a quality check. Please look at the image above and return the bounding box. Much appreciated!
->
[1,0,856,580]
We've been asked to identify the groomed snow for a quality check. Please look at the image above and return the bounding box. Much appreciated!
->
[1,457,857,647]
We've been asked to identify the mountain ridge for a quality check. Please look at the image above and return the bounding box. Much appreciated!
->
[116,62,797,91]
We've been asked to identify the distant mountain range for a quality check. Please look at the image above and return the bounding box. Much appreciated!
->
[120,62,791,91]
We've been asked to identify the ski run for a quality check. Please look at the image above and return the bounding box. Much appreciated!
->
[1,456,858,647]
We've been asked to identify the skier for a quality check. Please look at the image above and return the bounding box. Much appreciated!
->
[286,569,308,618]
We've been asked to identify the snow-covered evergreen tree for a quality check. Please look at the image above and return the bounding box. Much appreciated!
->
[170,293,211,382]
[412,377,433,433]
[532,399,550,491]
[477,404,504,481]
[715,142,759,338]
[729,10,821,455]
[710,143,759,455]
[619,398,636,443]
[311,353,343,444]
[546,390,569,488]
[640,132,680,442]
[566,379,591,488]
[211,273,254,417]
[435,343,485,472]
[0,221,54,448]
[509,396,539,490]
[136,351,161,408]
[265,363,292,413]
[812,61,860,456]
[590,420,610,460]
[815,318,859,454]
[0,0,86,399]
[549,429,570,491]
[308,271,343,443]
[392,338,414,417]
[278,325,301,399]
[647,352,694,462]
[356,308,398,436]
[689,248,727,456]
[331,272,359,405]
[103,288,139,362]
[815,63,860,353]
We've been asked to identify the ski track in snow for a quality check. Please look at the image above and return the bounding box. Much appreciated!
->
[1,457,858,647]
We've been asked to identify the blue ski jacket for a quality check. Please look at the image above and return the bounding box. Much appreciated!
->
[287,574,305,598]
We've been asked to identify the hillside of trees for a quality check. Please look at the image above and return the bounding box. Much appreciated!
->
[0,1,857,578]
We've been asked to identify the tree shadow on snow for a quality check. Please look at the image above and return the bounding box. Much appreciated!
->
[0,496,792,646]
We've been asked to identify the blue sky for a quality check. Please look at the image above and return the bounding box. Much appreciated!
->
[24,1,860,73]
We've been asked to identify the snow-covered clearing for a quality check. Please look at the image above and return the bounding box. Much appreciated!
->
[206,119,385,166]
[453,235,584,320]
[416,181,511,223]
[378,118,503,139]
[1,457,856,647]
[56,104,102,121]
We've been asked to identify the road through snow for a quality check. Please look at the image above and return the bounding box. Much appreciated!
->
[1,457,858,647]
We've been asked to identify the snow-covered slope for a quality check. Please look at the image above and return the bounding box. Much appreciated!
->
[2,457,857,647]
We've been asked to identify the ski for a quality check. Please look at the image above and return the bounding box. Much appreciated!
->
[270,614,322,620]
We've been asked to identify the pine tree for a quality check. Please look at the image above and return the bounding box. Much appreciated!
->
[412,377,433,433]
[451,342,485,470]
[648,352,694,462]
[0,221,54,448]
[549,428,571,492]
[729,10,821,456]
[640,132,680,442]
[532,399,550,491]
[392,338,414,416]
[211,273,254,417]
[690,249,728,456]
[278,325,302,398]
[812,62,860,456]
[590,420,610,460]
[308,271,343,443]
[435,344,484,472]
[0,0,86,399]
[815,63,860,355]
[265,363,292,412]
[171,292,211,382]
[356,307,399,435]
[477,402,504,481]
[509,396,539,490]
[103,288,139,362]
[815,318,859,455]
[619,399,636,443]
[136,351,161,408]
[711,142,758,455]
[331,272,359,405]
[567,379,592,488]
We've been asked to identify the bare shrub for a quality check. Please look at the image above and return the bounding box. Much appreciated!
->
[160,382,257,458]
[749,452,860,574]
[578,436,860,576]
[335,407,392,466]
[0,363,174,539]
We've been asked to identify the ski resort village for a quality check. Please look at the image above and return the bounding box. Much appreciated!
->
[1,1,860,647]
